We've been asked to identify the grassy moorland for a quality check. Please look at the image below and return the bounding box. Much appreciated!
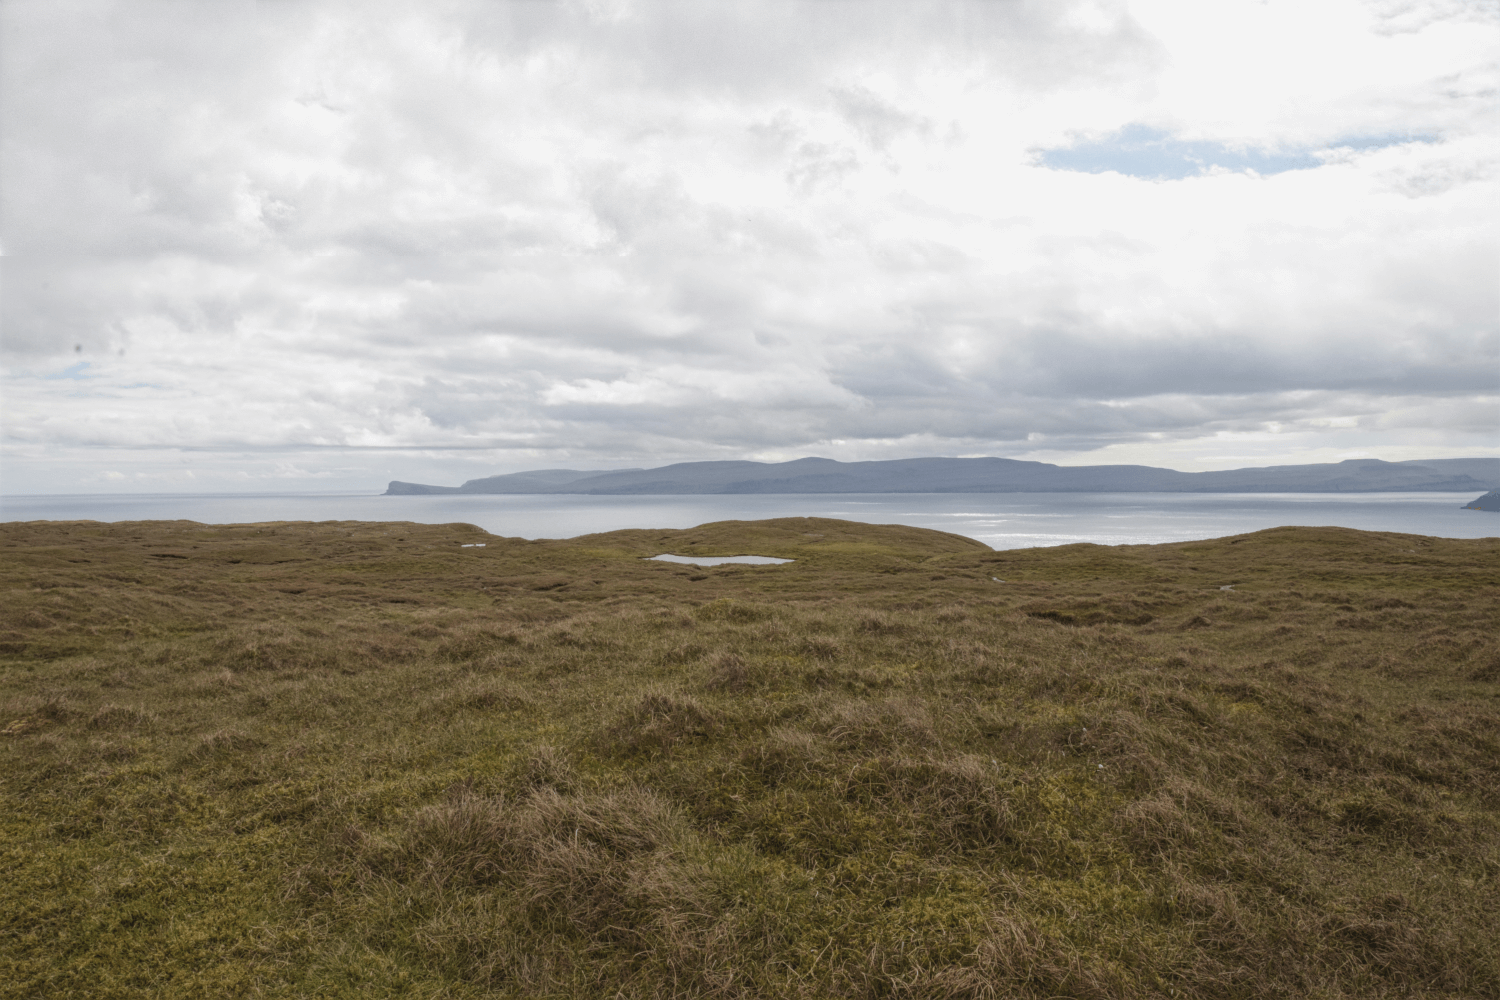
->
[1,516,1497,999]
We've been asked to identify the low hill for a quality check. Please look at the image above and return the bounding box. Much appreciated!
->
[1465,490,1500,511]
[386,455,1500,495]
[2,518,1497,997]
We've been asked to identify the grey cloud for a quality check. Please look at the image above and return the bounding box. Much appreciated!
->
[1,0,1494,491]
[453,0,1159,96]
[1369,0,1496,36]
[831,86,934,152]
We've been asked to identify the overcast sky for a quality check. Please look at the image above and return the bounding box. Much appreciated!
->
[2,0,1496,493]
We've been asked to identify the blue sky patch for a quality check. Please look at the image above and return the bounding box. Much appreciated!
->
[43,362,93,380]
[1038,125,1428,180]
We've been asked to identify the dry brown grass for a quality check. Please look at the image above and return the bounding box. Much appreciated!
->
[1,515,1497,998]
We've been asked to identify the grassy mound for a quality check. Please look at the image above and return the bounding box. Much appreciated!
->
[1,517,1497,998]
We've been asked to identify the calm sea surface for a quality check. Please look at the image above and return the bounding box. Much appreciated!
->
[2,491,1493,550]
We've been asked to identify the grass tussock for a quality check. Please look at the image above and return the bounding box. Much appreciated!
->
[1,515,1498,998]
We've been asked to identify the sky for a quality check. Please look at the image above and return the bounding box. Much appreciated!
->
[1,0,1496,494]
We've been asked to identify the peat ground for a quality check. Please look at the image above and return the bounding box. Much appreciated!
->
[1,517,1497,998]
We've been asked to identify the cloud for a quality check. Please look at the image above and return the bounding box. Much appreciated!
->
[1,0,1496,493]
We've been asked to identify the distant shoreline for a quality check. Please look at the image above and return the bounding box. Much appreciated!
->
[386,455,1500,497]
[6,492,1494,552]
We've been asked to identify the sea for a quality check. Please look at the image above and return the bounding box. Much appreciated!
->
[1,491,1493,551]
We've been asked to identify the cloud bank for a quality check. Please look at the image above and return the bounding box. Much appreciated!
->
[2,0,1495,492]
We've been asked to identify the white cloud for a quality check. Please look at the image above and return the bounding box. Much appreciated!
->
[1,0,1495,493]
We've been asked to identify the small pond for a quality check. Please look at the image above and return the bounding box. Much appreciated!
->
[646,554,793,567]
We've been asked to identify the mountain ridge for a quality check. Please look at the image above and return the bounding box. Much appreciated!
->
[384,456,1499,496]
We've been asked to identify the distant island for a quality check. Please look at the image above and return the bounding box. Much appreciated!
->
[386,456,1499,496]
[1465,490,1500,511]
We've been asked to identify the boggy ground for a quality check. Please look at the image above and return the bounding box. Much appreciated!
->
[1,516,1497,999]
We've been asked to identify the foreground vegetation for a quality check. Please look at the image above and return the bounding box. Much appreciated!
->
[2,516,1497,999]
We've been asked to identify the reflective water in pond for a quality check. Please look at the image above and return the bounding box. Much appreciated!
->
[648,554,794,566]
[2,491,1493,550]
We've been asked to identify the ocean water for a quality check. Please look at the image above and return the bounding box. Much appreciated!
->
[2,491,1494,550]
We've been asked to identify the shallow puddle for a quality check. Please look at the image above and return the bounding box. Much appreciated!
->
[647,554,793,567]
